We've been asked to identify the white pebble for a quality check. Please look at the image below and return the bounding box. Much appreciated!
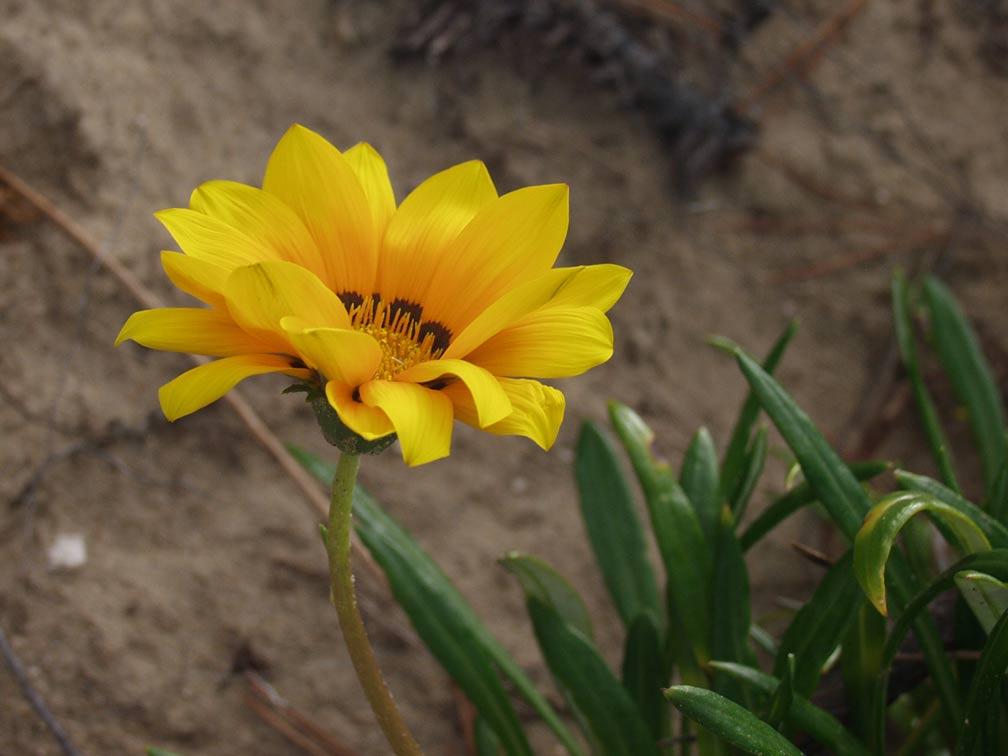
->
[48,533,87,571]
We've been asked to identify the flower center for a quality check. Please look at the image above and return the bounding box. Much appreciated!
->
[343,294,451,380]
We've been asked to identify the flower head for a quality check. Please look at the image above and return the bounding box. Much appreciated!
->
[116,125,630,465]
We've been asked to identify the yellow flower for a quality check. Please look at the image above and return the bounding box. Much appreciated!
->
[116,124,630,465]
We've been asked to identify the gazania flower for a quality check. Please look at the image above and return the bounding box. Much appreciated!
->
[116,124,630,465]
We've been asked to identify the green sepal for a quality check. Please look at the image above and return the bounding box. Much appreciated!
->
[302,385,397,455]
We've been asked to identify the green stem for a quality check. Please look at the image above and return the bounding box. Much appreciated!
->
[326,453,424,756]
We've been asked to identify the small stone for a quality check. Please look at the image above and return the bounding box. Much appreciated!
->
[48,533,87,571]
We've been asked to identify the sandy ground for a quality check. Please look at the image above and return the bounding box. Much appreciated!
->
[1,1,1007,754]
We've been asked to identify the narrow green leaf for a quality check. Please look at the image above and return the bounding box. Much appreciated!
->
[146,749,185,756]
[840,599,886,742]
[774,551,862,698]
[734,348,869,539]
[529,598,661,756]
[766,654,795,729]
[892,272,960,492]
[869,550,1008,753]
[681,427,721,544]
[739,461,891,552]
[608,403,711,661]
[475,717,503,756]
[955,609,1008,756]
[711,506,756,707]
[719,319,799,503]
[732,350,960,731]
[286,445,585,756]
[711,662,872,756]
[356,502,534,755]
[664,686,803,756]
[987,458,1008,523]
[882,551,1008,672]
[621,611,664,739]
[854,491,991,616]
[576,422,661,628]
[894,470,1008,548]
[925,276,1007,495]
[730,427,768,522]
[955,570,1008,635]
[500,553,593,640]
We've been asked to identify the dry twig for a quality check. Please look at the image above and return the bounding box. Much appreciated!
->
[244,671,359,756]
[0,627,81,756]
[0,161,385,585]
[741,0,868,109]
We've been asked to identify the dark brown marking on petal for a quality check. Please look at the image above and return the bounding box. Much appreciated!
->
[389,298,423,325]
[352,387,362,403]
[289,358,307,369]
[338,291,364,309]
[419,321,452,354]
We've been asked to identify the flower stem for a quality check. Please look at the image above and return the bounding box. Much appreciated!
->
[326,452,424,755]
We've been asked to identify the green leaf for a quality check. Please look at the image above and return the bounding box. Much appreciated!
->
[286,445,585,756]
[730,427,768,522]
[892,272,961,492]
[475,717,503,756]
[500,553,593,640]
[718,319,799,504]
[894,470,1008,548]
[529,598,661,756]
[681,427,721,544]
[840,599,886,742]
[869,550,1008,753]
[356,497,534,756]
[734,348,869,540]
[774,551,862,698]
[733,348,960,732]
[146,750,185,756]
[854,491,991,616]
[710,662,872,756]
[925,276,1008,495]
[765,653,795,729]
[608,403,711,662]
[621,611,664,739]
[987,458,1008,523]
[955,570,1008,635]
[575,422,661,629]
[664,686,803,756]
[739,461,891,552]
[711,506,756,706]
[956,609,1008,756]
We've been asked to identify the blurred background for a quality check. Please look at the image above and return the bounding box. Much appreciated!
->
[1,1,1006,753]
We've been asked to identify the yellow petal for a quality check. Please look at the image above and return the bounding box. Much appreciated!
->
[343,143,396,240]
[325,380,395,440]
[358,380,453,465]
[116,307,269,356]
[466,307,613,378]
[224,261,350,350]
[281,322,382,385]
[155,208,279,270]
[189,180,327,282]
[444,267,584,359]
[158,354,310,421]
[422,183,569,333]
[263,124,377,296]
[394,358,511,428]
[376,160,497,309]
[443,377,565,449]
[160,251,229,309]
[539,264,633,313]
